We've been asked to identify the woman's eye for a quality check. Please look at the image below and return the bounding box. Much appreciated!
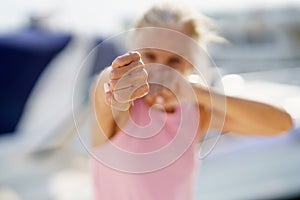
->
[168,57,181,64]
[144,53,156,61]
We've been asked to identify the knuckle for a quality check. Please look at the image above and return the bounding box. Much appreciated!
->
[112,79,126,90]
[133,68,148,81]
[109,80,116,90]
[112,56,123,67]
[135,60,144,68]
[141,69,148,78]
[132,84,149,99]
[110,69,119,79]
[130,51,141,58]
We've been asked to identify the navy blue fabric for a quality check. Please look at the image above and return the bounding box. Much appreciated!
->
[89,38,121,77]
[0,27,71,134]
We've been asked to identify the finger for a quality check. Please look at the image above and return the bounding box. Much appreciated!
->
[111,51,141,69]
[114,83,149,103]
[110,68,148,91]
[110,60,144,80]
[130,83,149,101]
[111,99,131,111]
[104,87,131,111]
[105,90,113,106]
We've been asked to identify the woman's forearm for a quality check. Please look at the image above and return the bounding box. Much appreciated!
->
[195,86,293,135]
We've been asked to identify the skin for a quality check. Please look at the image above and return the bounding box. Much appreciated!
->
[91,29,293,147]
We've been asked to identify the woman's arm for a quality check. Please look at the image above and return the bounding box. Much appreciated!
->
[194,85,293,135]
[91,52,149,147]
[91,67,117,147]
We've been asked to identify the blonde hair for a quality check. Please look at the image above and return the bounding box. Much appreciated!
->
[131,2,224,87]
[133,2,224,47]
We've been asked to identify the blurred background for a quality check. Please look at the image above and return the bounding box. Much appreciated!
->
[0,0,300,199]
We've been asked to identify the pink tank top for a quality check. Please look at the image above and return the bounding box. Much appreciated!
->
[91,99,200,200]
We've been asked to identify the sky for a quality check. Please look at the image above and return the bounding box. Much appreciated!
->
[1,0,300,35]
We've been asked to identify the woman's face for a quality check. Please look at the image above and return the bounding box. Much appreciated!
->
[140,48,192,74]
[133,27,195,111]
[138,48,193,111]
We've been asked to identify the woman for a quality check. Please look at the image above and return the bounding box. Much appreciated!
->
[90,3,292,200]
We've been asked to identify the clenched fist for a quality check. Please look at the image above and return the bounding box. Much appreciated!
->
[104,51,149,110]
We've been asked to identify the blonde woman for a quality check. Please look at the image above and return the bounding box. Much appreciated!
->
[90,3,292,200]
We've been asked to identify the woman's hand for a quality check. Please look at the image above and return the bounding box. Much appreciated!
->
[104,51,149,110]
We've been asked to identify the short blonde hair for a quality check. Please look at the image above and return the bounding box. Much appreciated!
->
[131,2,224,86]
[133,2,224,47]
